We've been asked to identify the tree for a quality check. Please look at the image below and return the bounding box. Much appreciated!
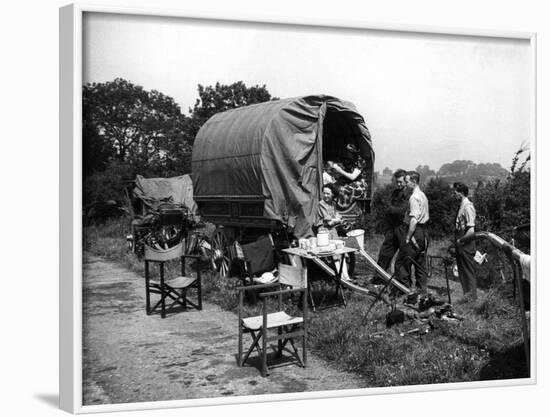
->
[438,160,475,176]
[188,81,277,136]
[82,112,115,176]
[423,178,458,239]
[470,162,508,178]
[474,148,530,252]
[382,167,392,176]
[83,78,191,175]
[414,165,436,184]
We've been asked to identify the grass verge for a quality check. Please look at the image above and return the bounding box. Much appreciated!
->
[84,217,529,386]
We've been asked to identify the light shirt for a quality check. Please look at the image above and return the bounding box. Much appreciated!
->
[405,186,429,225]
[456,197,476,232]
[317,199,341,239]
[323,170,336,185]
[318,200,341,224]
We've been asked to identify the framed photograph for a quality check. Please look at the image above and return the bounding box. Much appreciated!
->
[60,3,536,414]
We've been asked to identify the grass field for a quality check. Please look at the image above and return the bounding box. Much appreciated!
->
[84,217,529,387]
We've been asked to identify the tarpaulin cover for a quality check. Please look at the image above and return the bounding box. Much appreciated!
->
[192,95,373,238]
[133,174,197,214]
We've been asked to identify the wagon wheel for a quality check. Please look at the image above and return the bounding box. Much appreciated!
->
[210,228,232,277]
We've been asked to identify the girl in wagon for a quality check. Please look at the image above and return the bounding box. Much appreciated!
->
[326,144,369,210]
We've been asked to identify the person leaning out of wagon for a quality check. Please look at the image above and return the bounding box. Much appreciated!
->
[330,144,368,210]
[327,145,363,184]
[453,182,478,301]
[323,160,337,186]
[317,184,349,279]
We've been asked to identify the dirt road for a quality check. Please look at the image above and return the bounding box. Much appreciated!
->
[82,252,367,405]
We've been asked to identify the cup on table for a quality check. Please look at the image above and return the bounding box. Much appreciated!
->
[309,237,317,250]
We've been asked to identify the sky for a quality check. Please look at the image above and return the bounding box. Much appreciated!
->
[83,12,532,173]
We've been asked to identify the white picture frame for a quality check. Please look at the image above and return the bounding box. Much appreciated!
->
[60,3,537,414]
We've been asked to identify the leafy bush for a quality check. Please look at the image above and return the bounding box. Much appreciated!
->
[367,177,457,239]
[366,184,393,234]
[83,160,135,207]
[424,177,458,239]
[474,149,530,252]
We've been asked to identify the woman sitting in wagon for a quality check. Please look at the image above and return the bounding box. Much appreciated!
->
[325,144,369,211]
[317,184,349,279]
[317,184,342,239]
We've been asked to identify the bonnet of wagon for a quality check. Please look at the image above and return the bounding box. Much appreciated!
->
[192,94,374,238]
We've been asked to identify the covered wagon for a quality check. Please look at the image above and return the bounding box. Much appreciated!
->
[125,174,198,253]
[192,95,374,272]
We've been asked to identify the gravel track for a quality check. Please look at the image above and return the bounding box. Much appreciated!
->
[82,252,367,405]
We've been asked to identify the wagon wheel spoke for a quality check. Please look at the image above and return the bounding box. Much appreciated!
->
[211,257,218,271]
[210,228,231,277]
[220,256,231,277]
[220,260,229,277]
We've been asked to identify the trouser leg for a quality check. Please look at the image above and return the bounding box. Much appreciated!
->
[414,251,428,293]
[413,228,428,293]
[377,228,398,271]
[456,241,477,299]
[395,242,416,287]
[395,226,428,293]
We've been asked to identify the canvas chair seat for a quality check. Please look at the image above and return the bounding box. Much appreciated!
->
[144,242,202,318]
[242,311,303,331]
[149,276,197,289]
[237,263,308,377]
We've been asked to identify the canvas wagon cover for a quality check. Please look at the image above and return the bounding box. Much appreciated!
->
[192,95,373,237]
[133,174,197,214]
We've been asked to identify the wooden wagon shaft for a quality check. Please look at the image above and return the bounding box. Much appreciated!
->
[340,277,377,297]
[465,231,530,280]
[357,248,412,295]
[311,258,337,277]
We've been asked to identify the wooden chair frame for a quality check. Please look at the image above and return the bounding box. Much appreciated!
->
[144,243,202,318]
[237,265,308,377]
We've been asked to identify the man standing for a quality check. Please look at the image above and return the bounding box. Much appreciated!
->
[377,169,408,271]
[453,182,477,300]
[395,171,430,294]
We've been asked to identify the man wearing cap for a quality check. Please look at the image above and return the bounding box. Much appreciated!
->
[453,182,478,300]
[376,169,409,272]
[395,171,430,293]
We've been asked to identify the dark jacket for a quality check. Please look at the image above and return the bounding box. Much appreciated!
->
[384,188,408,229]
